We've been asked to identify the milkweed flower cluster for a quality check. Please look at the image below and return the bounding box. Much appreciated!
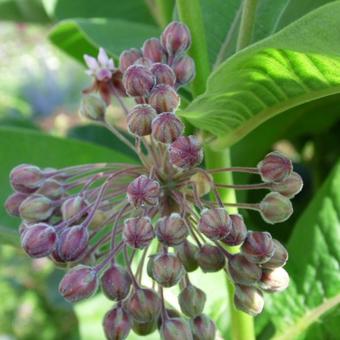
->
[5,21,303,340]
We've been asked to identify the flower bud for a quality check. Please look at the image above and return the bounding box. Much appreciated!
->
[160,317,193,340]
[257,151,292,183]
[169,136,203,169]
[10,164,44,193]
[156,213,188,246]
[119,48,143,72]
[234,285,264,316]
[189,172,212,197]
[79,94,106,121]
[259,267,290,292]
[221,214,247,246]
[270,171,303,198]
[19,194,54,222]
[127,104,157,136]
[37,179,64,199]
[259,192,293,224]
[151,112,184,143]
[178,284,206,317]
[19,222,29,237]
[149,84,180,113]
[123,216,154,249]
[172,55,195,85]
[150,63,176,86]
[127,175,160,207]
[57,225,89,262]
[61,196,87,221]
[196,245,225,273]
[134,57,153,68]
[261,239,288,269]
[228,254,261,286]
[123,64,155,97]
[103,305,131,340]
[175,241,199,273]
[132,318,157,336]
[161,21,191,57]
[190,314,216,340]
[125,288,161,322]
[59,265,98,303]
[199,208,232,240]
[241,231,274,264]
[5,192,29,216]
[152,253,185,287]
[21,223,57,258]
[143,38,165,63]
[158,309,181,329]
[90,209,109,228]
[101,264,132,301]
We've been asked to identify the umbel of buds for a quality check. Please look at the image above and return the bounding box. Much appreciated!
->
[6,20,302,340]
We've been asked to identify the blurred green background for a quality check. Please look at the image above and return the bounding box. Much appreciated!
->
[0,1,339,339]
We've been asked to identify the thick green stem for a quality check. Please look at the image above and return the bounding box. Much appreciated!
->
[154,0,174,28]
[204,147,255,340]
[177,0,210,96]
[237,0,258,50]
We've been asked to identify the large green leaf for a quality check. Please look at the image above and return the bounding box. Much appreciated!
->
[49,18,161,63]
[0,127,135,245]
[180,2,340,149]
[44,0,155,24]
[257,162,340,339]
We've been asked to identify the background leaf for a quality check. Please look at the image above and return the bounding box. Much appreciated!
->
[0,127,135,244]
[180,2,340,149]
[257,162,340,339]
[49,18,161,63]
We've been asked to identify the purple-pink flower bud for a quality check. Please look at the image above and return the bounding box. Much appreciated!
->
[199,208,232,240]
[221,214,247,246]
[168,136,203,169]
[241,231,275,264]
[228,254,262,286]
[151,112,184,143]
[58,265,98,303]
[143,38,165,63]
[61,196,87,221]
[125,288,161,322]
[257,151,293,183]
[190,314,216,340]
[123,64,155,97]
[196,245,225,273]
[101,264,132,301]
[10,164,44,193]
[127,104,157,136]
[37,179,64,199]
[172,55,195,85]
[132,318,157,336]
[5,192,29,216]
[103,305,131,340]
[156,213,188,246]
[270,171,303,198]
[160,317,193,340]
[259,267,290,292]
[134,57,153,68]
[259,192,293,224]
[175,240,199,272]
[151,253,184,287]
[119,48,143,72]
[19,194,54,222]
[261,239,288,269]
[150,63,176,86]
[127,175,160,207]
[57,224,89,261]
[234,285,264,316]
[178,284,206,317]
[123,216,155,249]
[21,223,57,258]
[161,21,191,57]
[149,84,180,113]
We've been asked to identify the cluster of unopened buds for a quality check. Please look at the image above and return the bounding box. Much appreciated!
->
[5,22,303,340]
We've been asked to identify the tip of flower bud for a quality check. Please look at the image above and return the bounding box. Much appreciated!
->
[178,284,206,317]
[199,208,232,240]
[103,305,131,340]
[190,314,216,340]
[150,63,176,86]
[143,38,165,63]
[19,194,54,222]
[234,285,264,316]
[196,245,225,273]
[260,267,290,292]
[119,48,143,73]
[270,171,303,198]
[149,84,180,113]
[175,240,199,272]
[123,64,155,97]
[221,214,247,246]
[151,112,184,144]
[259,192,293,224]
[10,164,44,193]
[160,317,193,340]
[156,213,188,246]
[261,239,288,269]
[172,55,196,86]
[127,104,157,137]
[5,192,29,217]
[123,216,155,249]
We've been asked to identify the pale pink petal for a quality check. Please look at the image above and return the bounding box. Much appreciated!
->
[84,54,98,71]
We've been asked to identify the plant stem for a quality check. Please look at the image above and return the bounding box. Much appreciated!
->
[236,0,258,50]
[155,0,174,28]
[177,0,210,96]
